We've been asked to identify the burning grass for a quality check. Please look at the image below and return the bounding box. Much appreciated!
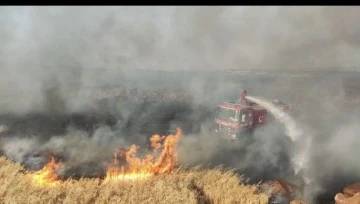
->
[0,156,268,204]
[31,156,63,187]
[0,128,268,203]
[104,128,182,182]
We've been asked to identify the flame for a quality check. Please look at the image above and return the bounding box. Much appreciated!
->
[104,128,182,182]
[32,157,63,187]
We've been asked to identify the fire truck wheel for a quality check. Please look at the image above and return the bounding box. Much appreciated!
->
[237,128,255,145]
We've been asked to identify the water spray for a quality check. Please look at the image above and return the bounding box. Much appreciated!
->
[245,96,302,142]
[245,95,312,184]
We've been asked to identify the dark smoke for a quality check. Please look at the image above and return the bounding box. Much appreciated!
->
[0,6,360,203]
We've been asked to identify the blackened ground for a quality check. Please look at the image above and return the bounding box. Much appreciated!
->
[0,96,214,179]
[0,112,118,141]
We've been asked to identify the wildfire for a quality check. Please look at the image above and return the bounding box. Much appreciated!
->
[104,128,182,182]
[32,157,63,187]
[28,128,182,185]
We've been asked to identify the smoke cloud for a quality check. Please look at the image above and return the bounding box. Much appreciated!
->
[2,6,360,112]
[0,6,359,203]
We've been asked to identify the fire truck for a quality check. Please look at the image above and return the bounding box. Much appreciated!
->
[214,90,292,140]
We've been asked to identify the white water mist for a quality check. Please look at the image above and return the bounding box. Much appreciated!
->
[245,95,312,184]
[245,95,302,142]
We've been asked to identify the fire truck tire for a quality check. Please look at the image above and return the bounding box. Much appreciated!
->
[236,128,255,145]
[246,128,255,144]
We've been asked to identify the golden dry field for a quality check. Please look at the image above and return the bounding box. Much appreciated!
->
[0,156,268,204]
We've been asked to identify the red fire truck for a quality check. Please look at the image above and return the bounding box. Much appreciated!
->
[214,90,292,140]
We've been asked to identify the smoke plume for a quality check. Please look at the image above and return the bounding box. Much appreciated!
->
[0,6,360,203]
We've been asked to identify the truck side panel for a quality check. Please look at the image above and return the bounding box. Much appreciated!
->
[253,104,288,127]
[252,109,268,127]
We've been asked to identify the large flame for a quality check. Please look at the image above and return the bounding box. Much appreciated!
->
[32,157,63,187]
[104,128,182,182]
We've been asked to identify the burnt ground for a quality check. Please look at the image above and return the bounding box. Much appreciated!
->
[0,69,359,203]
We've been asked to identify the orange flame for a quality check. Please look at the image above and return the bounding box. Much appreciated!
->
[104,128,182,182]
[32,157,63,186]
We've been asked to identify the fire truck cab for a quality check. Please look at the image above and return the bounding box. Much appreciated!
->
[214,91,291,140]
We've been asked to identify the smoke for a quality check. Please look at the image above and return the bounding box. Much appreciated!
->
[245,95,313,186]
[304,112,360,202]
[0,125,130,173]
[2,137,42,165]
[43,126,128,164]
[0,6,359,203]
[1,6,360,113]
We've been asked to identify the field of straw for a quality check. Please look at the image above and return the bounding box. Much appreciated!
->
[0,157,268,204]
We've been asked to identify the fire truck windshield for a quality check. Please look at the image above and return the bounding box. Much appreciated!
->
[216,108,239,123]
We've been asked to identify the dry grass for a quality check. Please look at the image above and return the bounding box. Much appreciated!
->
[0,157,268,204]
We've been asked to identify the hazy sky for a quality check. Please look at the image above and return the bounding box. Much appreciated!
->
[1,6,360,73]
[1,6,360,113]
